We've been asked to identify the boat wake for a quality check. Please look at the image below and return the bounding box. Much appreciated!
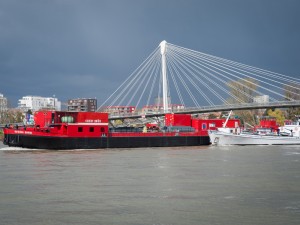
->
[284,151,300,156]
[0,146,40,151]
[0,146,105,152]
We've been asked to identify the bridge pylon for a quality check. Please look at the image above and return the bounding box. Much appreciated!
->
[160,40,169,113]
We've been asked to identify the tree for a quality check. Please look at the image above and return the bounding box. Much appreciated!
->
[227,78,259,126]
[227,78,259,103]
[266,109,285,126]
[208,113,218,119]
[0,109,24,124]
[219,111,229,119]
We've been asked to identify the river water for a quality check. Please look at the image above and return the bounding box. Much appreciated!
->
[0,143,299,225]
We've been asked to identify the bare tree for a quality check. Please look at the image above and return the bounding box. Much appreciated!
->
[226,78,259,126]
[227,78,259,103]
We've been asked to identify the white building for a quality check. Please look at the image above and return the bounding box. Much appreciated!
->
[18,96,61,112]
[253,95,269,103]
[0,93,8,111]
[253,95,269,114]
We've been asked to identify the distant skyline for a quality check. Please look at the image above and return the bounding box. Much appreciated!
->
[1,0,300,107]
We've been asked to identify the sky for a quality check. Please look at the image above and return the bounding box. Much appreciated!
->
[0,0,300,108]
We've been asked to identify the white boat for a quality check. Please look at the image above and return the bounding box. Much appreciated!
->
[209,112,300,146]
[279,118,300,138]
[209,129,300,146]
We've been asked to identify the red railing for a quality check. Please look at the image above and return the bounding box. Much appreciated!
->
[109,131,208,137]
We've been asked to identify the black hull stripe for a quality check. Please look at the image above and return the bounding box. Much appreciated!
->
[3,134,210,150]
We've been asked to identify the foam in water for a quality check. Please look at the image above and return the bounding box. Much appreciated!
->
[0,146,40,151]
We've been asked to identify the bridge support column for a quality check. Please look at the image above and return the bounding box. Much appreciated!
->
[160,40,169,113]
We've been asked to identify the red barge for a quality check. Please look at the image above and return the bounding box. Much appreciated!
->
[2,111,239,150]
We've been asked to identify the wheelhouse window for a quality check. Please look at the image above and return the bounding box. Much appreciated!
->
[100,127,105,132]
[89,127,94,132]
[78,127,83,132]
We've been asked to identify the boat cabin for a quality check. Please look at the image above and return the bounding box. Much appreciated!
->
[32,111,109,137]
[255,117,279,135]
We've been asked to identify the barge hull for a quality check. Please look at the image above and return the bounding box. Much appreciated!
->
[4,134,210,150]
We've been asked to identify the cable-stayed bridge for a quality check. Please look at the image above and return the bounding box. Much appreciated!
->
[98,41,300,120]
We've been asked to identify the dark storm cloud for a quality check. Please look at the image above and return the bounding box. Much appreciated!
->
[0,0,300,107]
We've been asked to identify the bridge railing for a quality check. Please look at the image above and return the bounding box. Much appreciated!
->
[174,100,300,112]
